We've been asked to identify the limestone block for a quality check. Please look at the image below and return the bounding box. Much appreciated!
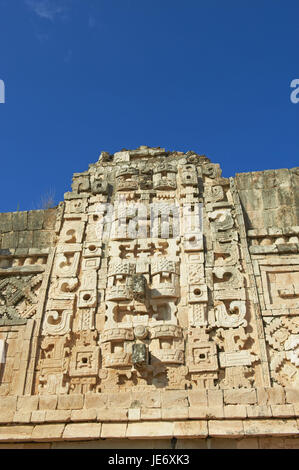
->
[84,393,108,409]
[140,408,162,421]
[13,411,32,423]
[0,396,17,411]
[224,405,247,419]
[246,405,272,418]
[126,421,174,439]
[270,405,295,418]
[173,420,208,438]
[31,424,65,441]
[257,387,286,405]
[189,406,224,419]
[43,209,57,230]
[0,425,33,442]
[161,408,189,420]
[71,409,97,422]
[161,390,188,408]
[188,390,208,407]
[57,394,83,410]
[285,387,299,403]
[33,231,54,249]
[28,211,44,230]
[45,410,71,423]
[128,408,141,421]
[224,389,257,405]
[131,391,161,408]
[18,230,33,248]
[208,420,244,437]
[39,395,58,410]
[31,411,46,423]
[1,232,19,249]
[17,396,39,412]
[243,419,298,436]
[0,213,13,232]
[63,423,101,440]
[12,212,27,231]
[101,423,127,438]
[108,392,131,408]
[207,389,224,407]
[97,408,128,422]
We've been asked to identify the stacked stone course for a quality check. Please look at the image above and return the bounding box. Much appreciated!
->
[0,146,298,447]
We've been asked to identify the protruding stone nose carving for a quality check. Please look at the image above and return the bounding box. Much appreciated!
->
[131,274,147,302]
[132,343,147,366]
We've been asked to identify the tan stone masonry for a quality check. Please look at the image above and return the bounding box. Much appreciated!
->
[0,147,298,445]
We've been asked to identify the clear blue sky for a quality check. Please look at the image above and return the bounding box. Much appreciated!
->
[0,0,298,212]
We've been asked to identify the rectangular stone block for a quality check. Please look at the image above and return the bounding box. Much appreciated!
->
[39,395,58,410]
[173,420,208,438]
[128,408,141,421]
[63,423,101,440]
[1,232,18,249]
[141,408,162,421]
[244,419,298,436]
[108,392,131,408]
[13,411,31,423]
[0,213,12,232]
[285,387,299,404]
[0,425,33,442]
[18,231,33,248]
[71,409,97,422]
[101,423,127,439]
[161,407,189,420]
[97,408,128,422]
[31,424,65,441]
[188,390,208,407]
[208,420,244,438]
[271,405,295,418]
[224,405,247,419]
[161,390,188,408]
[0,396,17,410]
[28,211,44,230]
[45,410,71,423]
[224,389,257,405]
[126,421,174,439]
[246,405,272,418]
[57,394,83,410]
[207,389,223,407]
[17,396,39,412]
[84,393,108,409]
[131,391,161,408]
[257,387,286,405]
[33,231,54,249]
[43,209,57,230]
[12,212,27,231]
[189,406,224,419]
[31,410,46,423]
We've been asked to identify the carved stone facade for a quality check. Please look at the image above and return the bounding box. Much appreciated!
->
[0,147,298,447]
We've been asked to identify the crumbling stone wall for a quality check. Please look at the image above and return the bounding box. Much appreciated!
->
[0,147,298,447]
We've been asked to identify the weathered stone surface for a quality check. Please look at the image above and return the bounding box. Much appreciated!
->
[63,423,101,440]
[0,146,298,446]
[17,396,39,412]
[208,420,244,437]
[57,394,83,410]
[28,211,44,231]
[126,421,174,439]
[0,213,13,233]
[12,212,27,231]
[31,424,65,441]
[243,419,298,436]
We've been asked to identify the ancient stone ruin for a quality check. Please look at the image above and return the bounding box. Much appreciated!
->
[0,146,298,448]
